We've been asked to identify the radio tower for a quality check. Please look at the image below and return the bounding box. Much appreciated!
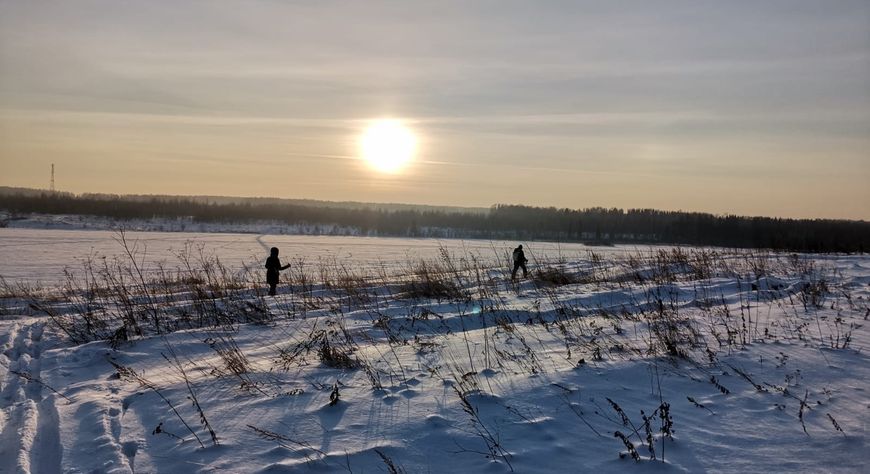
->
[50,163,55,192]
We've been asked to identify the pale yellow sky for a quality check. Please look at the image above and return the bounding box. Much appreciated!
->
[1,1,869,219]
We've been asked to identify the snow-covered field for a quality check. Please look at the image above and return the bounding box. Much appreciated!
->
[1,230,868,473]
[0,228,640,285]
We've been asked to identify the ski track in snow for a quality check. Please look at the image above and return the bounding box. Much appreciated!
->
[55,341,139,474]
[1,320,140,474]
[0,321,61,474]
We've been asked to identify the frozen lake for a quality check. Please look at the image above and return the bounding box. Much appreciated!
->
[0,228,660,285]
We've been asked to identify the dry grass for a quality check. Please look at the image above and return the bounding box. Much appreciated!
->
[9,237,865,463]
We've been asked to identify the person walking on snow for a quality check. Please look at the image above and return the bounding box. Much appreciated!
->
[511,244,528,280]
[265,247,291,296]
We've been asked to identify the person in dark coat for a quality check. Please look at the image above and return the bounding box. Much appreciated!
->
[265,247,291,296]
[511,244,528,280]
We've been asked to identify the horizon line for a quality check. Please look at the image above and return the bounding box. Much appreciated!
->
[1,184,866,224]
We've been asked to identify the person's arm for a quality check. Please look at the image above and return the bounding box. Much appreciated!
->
[281,263,291,270]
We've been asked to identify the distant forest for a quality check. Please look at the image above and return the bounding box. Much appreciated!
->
[1,189,868,253]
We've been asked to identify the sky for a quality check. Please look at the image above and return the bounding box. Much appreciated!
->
[1,1,868,220]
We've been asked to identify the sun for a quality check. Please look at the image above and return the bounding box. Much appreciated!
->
[359,119,416,173]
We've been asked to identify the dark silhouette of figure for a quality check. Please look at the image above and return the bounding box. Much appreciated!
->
[265,247,290,296]
[511,244,528,279]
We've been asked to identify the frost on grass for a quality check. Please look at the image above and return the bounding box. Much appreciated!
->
[1,241,868,473]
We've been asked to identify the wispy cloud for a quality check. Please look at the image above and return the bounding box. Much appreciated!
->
[1,0,868,219]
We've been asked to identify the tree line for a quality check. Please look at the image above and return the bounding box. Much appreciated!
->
[1,192,868,252]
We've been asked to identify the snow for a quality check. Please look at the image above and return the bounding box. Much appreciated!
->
[0,228,647,285]
[1,230,868,473]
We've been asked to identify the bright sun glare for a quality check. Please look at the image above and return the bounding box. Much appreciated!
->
[359,119,416,173]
